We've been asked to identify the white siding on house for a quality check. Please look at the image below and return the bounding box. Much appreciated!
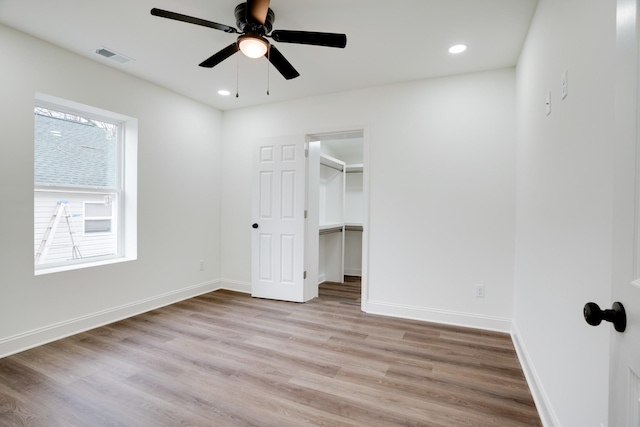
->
[34,191,117,265]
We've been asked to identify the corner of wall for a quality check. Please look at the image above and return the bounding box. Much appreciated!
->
[511,323,561,427]
[219,279,251,294]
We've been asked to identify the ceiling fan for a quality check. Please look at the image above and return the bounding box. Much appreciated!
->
[151,0,347,80]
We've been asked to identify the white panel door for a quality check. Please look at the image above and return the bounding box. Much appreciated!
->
[610,1,640,424]
[251,136,307,302]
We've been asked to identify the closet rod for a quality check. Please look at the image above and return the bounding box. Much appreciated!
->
[319,227,343,235]
[346,170,363,174]
[320,163,344,172]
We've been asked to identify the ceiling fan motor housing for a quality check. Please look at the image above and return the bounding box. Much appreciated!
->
[235,3,274,34]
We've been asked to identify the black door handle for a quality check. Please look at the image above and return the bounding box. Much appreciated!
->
[583,302,626,332]
[252,223,259,229]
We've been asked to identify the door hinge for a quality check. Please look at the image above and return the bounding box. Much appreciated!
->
[304,271,307,279]
[304,210,308,219]
[305,148,309,158]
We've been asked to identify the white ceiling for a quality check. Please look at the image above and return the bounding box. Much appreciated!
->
[0,0,538,111]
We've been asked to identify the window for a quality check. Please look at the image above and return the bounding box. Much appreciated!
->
[84,201,113,234]
[34,94,137,273]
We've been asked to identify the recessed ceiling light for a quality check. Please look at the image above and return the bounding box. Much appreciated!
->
[218,90,231,96]
[448,44,467,54]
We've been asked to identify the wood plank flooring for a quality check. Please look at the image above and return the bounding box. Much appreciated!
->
[0,278,541,426]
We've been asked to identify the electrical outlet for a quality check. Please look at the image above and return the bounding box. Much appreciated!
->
[475,284,485,298]
[199,260,204,271]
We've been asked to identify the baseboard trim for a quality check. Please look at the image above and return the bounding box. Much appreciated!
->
[219,278,251,294]
[0,280,222,359]
[365,300,512,333]
[511,323,560,427]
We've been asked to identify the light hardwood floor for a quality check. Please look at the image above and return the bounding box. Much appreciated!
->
[0,278,541,426]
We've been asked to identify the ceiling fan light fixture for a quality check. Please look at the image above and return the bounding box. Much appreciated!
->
[238,34,268,58]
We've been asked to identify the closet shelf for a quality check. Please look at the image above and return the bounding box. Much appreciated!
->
[320,223,344,230]
[346,164,363,173]
[320,154,345,172]
[318,223,362,234]
[319,227,343,235]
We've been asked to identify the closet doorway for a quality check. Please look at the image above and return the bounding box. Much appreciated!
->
[306,130,367,307]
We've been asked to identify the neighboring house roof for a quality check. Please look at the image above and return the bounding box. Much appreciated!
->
[34,113,116,188]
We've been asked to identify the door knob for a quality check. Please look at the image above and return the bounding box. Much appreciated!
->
[252,223,259,229]
[583,302,626,333]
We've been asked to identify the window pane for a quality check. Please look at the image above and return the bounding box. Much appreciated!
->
[85,202,112,217]
[85,219,112,234]
[34,109,118,188]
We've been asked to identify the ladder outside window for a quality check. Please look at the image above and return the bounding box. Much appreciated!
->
[34,201,82,265]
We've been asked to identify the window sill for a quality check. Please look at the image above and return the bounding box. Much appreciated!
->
[34,255,136,276]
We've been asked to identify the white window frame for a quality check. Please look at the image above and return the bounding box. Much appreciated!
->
[83,200,115,235]
[34,93,137,275]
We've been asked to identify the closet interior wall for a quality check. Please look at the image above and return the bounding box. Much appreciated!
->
[313,133,364,285]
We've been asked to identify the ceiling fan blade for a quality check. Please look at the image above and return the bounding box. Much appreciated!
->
[246,0,271,25]
[199,43,239,68]
[151,8,238,34]
[267,45,300,80]
[271,30,347,48]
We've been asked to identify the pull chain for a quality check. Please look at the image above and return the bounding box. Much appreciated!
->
[266,44,270,96]
[236,52,240,98]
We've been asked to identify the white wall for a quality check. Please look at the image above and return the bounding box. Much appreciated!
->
[221,68,517,331]
[513,0,616,425]
[0,24,223,356]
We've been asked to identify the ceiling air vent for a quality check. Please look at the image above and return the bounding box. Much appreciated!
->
[94,47,133,64]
